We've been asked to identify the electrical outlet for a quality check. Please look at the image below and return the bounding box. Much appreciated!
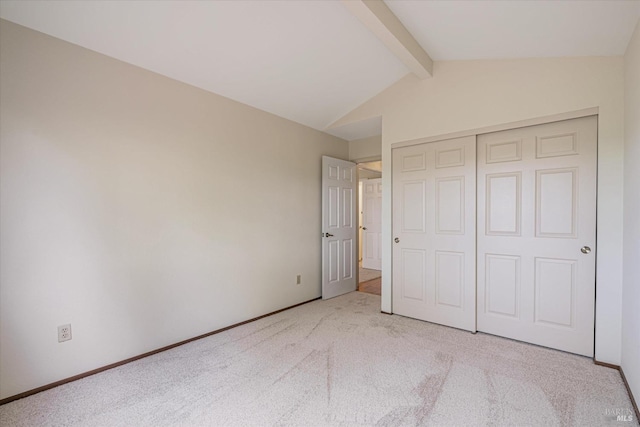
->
[58,324,72,343]
[296,275,301,285]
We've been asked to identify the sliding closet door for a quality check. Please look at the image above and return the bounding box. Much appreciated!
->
[477,116,597,356]
[392,136,476,332]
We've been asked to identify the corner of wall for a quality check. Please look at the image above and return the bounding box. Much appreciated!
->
[621,15,640,413]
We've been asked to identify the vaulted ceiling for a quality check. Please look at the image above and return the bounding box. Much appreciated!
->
[1,1,639,140]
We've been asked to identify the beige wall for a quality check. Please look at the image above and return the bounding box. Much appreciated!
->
[348,135,382,161]
[0,20,348,399]
[337,56,625,365]
[623,19,640,405]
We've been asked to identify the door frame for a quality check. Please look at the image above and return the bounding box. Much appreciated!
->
[387,108,600,352]
[355,157,382,287]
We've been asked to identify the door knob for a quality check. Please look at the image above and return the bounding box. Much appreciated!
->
[581,246,591,254]
[362,227,368,230]
[394,237,400,243]
[325,233,334,237]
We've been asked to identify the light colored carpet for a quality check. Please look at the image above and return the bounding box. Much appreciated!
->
[359,267,381,283]
[0,292,636,426]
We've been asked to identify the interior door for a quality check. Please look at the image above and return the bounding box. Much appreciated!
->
[392,136,476,332]
[476,116,597,356]
[362,178,382,270]
[322,156,357,300]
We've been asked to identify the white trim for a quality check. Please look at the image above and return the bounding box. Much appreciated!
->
[391,107,599,149]
[354,155,383,164]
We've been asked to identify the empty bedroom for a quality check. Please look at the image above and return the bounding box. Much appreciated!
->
[1,1,639,425]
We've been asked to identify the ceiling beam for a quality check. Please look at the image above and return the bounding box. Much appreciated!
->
[342,0,433,79]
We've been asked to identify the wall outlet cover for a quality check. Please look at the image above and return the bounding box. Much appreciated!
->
[58,324,72,342]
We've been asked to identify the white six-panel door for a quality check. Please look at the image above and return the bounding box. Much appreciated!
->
[322,156,357,300]
[392,136,477,332]
[476,116,597,356]
[362,178,382,270]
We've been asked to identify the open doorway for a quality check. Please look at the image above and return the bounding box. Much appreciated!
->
[357,160,382,296]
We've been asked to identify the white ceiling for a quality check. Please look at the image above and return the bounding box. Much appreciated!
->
[387,0,640,60]
[1,1,639,141]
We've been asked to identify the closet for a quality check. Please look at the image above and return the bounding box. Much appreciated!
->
[391,116,597,356]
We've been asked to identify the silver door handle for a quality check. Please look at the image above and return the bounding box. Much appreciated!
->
[581,246,591,254]
[394,237,400,243]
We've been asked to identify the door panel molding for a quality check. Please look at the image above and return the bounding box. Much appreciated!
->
[476,115,597,356]
[390,115,597,357]
[392,136,476,332]
[362,178,382,270]
[322,156,357,300]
